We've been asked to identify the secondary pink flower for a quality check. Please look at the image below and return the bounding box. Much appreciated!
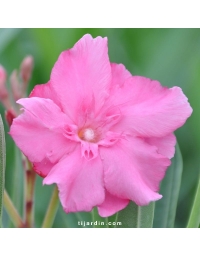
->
[10,34,192,217]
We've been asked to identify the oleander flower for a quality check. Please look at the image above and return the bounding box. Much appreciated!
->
[10,34,192,217]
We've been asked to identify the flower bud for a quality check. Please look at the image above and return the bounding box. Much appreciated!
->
[0,65,8,100]
[10,70,21,101]
[20,55,34,85]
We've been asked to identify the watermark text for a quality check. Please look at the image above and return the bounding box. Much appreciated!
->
[78,221,122,227]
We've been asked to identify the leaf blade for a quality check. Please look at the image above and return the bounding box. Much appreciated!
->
[187,172,200,228]
[117,201,155,228]
[153,144,183,228]
[0,115,6,227]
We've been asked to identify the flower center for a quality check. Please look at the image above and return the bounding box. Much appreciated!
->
[78,128,96,142]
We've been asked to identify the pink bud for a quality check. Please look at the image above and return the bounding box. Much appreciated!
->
[20,55,34,84]
[0,65,8,100]
[10,70,21,101]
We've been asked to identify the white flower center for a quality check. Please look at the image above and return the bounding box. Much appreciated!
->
[78,128,96,142]
[83,128,95,141]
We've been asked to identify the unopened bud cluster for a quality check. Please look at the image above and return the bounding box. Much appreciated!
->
[0,56,34,126]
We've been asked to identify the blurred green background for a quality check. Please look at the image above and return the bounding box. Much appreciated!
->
[0,28,199,228]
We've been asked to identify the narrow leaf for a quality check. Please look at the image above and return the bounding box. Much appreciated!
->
[187,172,200,228]
[0,115,6,227]
[153,144,183,228]
[117,202,155,228]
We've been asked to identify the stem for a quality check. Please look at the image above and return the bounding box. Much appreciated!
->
[42,186,59,228]
[4,190,24,228]
[22,156,36,228]
[114,212,119,228]
[24,168,36,228]
[187,173,200,228]
[92,207,108,228]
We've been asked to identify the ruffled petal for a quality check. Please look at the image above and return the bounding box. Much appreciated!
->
[99,136,171,206]
[50,34,111,122]
[97,190,129,217]
[108,76,193,137]
[44,145,105,213]
[110,63,132,87]
[30,81,63,112]
[96,63,131,124]
[145,133,176,159]
[10,97,76,163]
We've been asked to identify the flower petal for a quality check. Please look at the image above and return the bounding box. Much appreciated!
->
[108,76,193,137]
[99,136,171,206]
[33,158,56,178]
[97,190,129,217]
[44,145,105,213]
[30,81,64,112]
[92,62,131,135]
[110,63,132,87]
[10,97,76,163]
[145,133,176,159]
[80,141,99,160]
[50,34,111,122]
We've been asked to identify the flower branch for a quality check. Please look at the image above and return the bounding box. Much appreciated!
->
[42,186,59,228]
[4,190,25,228]
[23,158,36,228]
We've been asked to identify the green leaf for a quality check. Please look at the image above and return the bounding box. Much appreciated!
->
[0,115,6,227]
[187,172,200,228]
[0,28,22,54]
[116,202,155,228]
[153,144,183,228]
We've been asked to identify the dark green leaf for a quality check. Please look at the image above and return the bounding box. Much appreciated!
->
[153,144,183,228]
[0,115,6,227]
[117,202,155,228]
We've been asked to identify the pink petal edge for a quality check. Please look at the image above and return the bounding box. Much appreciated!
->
[97,190,129,217]
[44,145,105,213]
[50,34,112,122]
[108,76,193,137]
[99,136,170,206]
[10,97,75,163]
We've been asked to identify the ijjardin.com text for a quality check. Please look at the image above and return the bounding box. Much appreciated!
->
[78,221,122,227]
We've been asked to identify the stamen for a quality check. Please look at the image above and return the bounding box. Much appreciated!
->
[78,128,96,142]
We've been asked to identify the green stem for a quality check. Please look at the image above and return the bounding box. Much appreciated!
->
[42,186,59,228]
[114,212,119,228]
[4,190,24,228]
[187,173,200,228]
[22,156,36,228]
[24,168,36,228]
[91,207,108,228]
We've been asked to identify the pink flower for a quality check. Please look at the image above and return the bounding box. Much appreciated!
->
[10,34,192,217]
